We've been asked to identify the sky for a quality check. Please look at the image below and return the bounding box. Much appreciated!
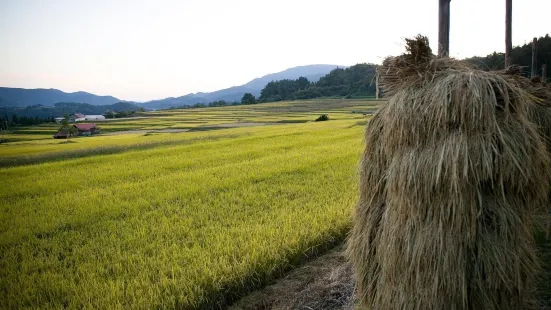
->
[0,0,549,102]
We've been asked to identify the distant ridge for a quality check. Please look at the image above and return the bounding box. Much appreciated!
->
[242,65,345,90]
[0,101,142,119]
[0,87,122,108]
[139,64,345,110]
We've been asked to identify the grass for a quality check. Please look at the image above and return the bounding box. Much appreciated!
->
[0,99,375,309]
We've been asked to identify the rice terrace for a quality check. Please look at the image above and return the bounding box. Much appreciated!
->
[0,99,376,308]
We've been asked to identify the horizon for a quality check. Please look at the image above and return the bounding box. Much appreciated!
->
[1,0,550,101]
[1,63,350,103]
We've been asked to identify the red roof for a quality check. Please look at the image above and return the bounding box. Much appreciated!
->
[73,123,96,131]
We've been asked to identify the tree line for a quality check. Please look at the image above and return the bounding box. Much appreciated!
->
[167,94,258,110]
[258,64,378,103]
[0,109,145,129]
[104,109,143,118]
[468,34,551,76]
[1,114,56,128]
[0,101,143,120]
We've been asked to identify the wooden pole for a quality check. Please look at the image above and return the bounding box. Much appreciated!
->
[505,0,512,67]
[438,0,451,57]
[531,37,537,78]
[543,64,547,81]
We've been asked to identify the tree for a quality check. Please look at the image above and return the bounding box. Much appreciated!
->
[0,114,9,141]
[58,114,77,138]
[61,114,69,127]
[241,93,257,105]
[296,76,310,89]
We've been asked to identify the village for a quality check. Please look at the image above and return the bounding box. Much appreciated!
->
[53,113,104,139]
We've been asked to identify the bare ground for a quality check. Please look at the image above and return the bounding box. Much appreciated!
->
[229,245,355,310]
[230,240,551,310]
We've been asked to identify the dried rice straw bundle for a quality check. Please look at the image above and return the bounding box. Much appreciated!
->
[347,35,551,309]
[501,66,551,148]
[501,67,551,238]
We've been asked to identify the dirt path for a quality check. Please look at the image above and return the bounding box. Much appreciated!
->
[229,245,355,310]
[230,240,551,310]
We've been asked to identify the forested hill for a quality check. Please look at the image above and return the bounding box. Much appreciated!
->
[468,34,551,75]
[258,63,378,102]
[0,101,142,119]
[0,88,121,108]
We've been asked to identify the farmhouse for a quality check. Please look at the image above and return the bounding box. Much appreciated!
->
[85,115,106,121]
[70,113,85,122]
[73,123,100,136]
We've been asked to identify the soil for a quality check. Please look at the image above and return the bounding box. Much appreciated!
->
[229,245,355,310]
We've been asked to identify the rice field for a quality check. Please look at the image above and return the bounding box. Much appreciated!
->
[0,99,377,144]
[0,99,376,309]
[0,99,377,161]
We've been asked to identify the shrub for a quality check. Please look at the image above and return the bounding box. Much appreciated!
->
[315,114,329,122]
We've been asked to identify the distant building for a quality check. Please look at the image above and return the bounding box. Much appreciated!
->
[53,123,100,139]
[73,123,100,136]
[85,115,106,121]
[70,113,85,122]
[54,117,66,124]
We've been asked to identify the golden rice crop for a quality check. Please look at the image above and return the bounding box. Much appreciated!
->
[0,117,367,309]
[1,98,379,144]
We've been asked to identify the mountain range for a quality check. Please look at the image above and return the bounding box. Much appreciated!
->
[137,64,342,109]
[0,64,342,110]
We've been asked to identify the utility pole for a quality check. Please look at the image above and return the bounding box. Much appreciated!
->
[531,38,537,78]
[438,0,451,57]
[505,0,512,67]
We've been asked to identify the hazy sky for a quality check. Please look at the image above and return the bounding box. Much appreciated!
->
[0,0,549,101]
